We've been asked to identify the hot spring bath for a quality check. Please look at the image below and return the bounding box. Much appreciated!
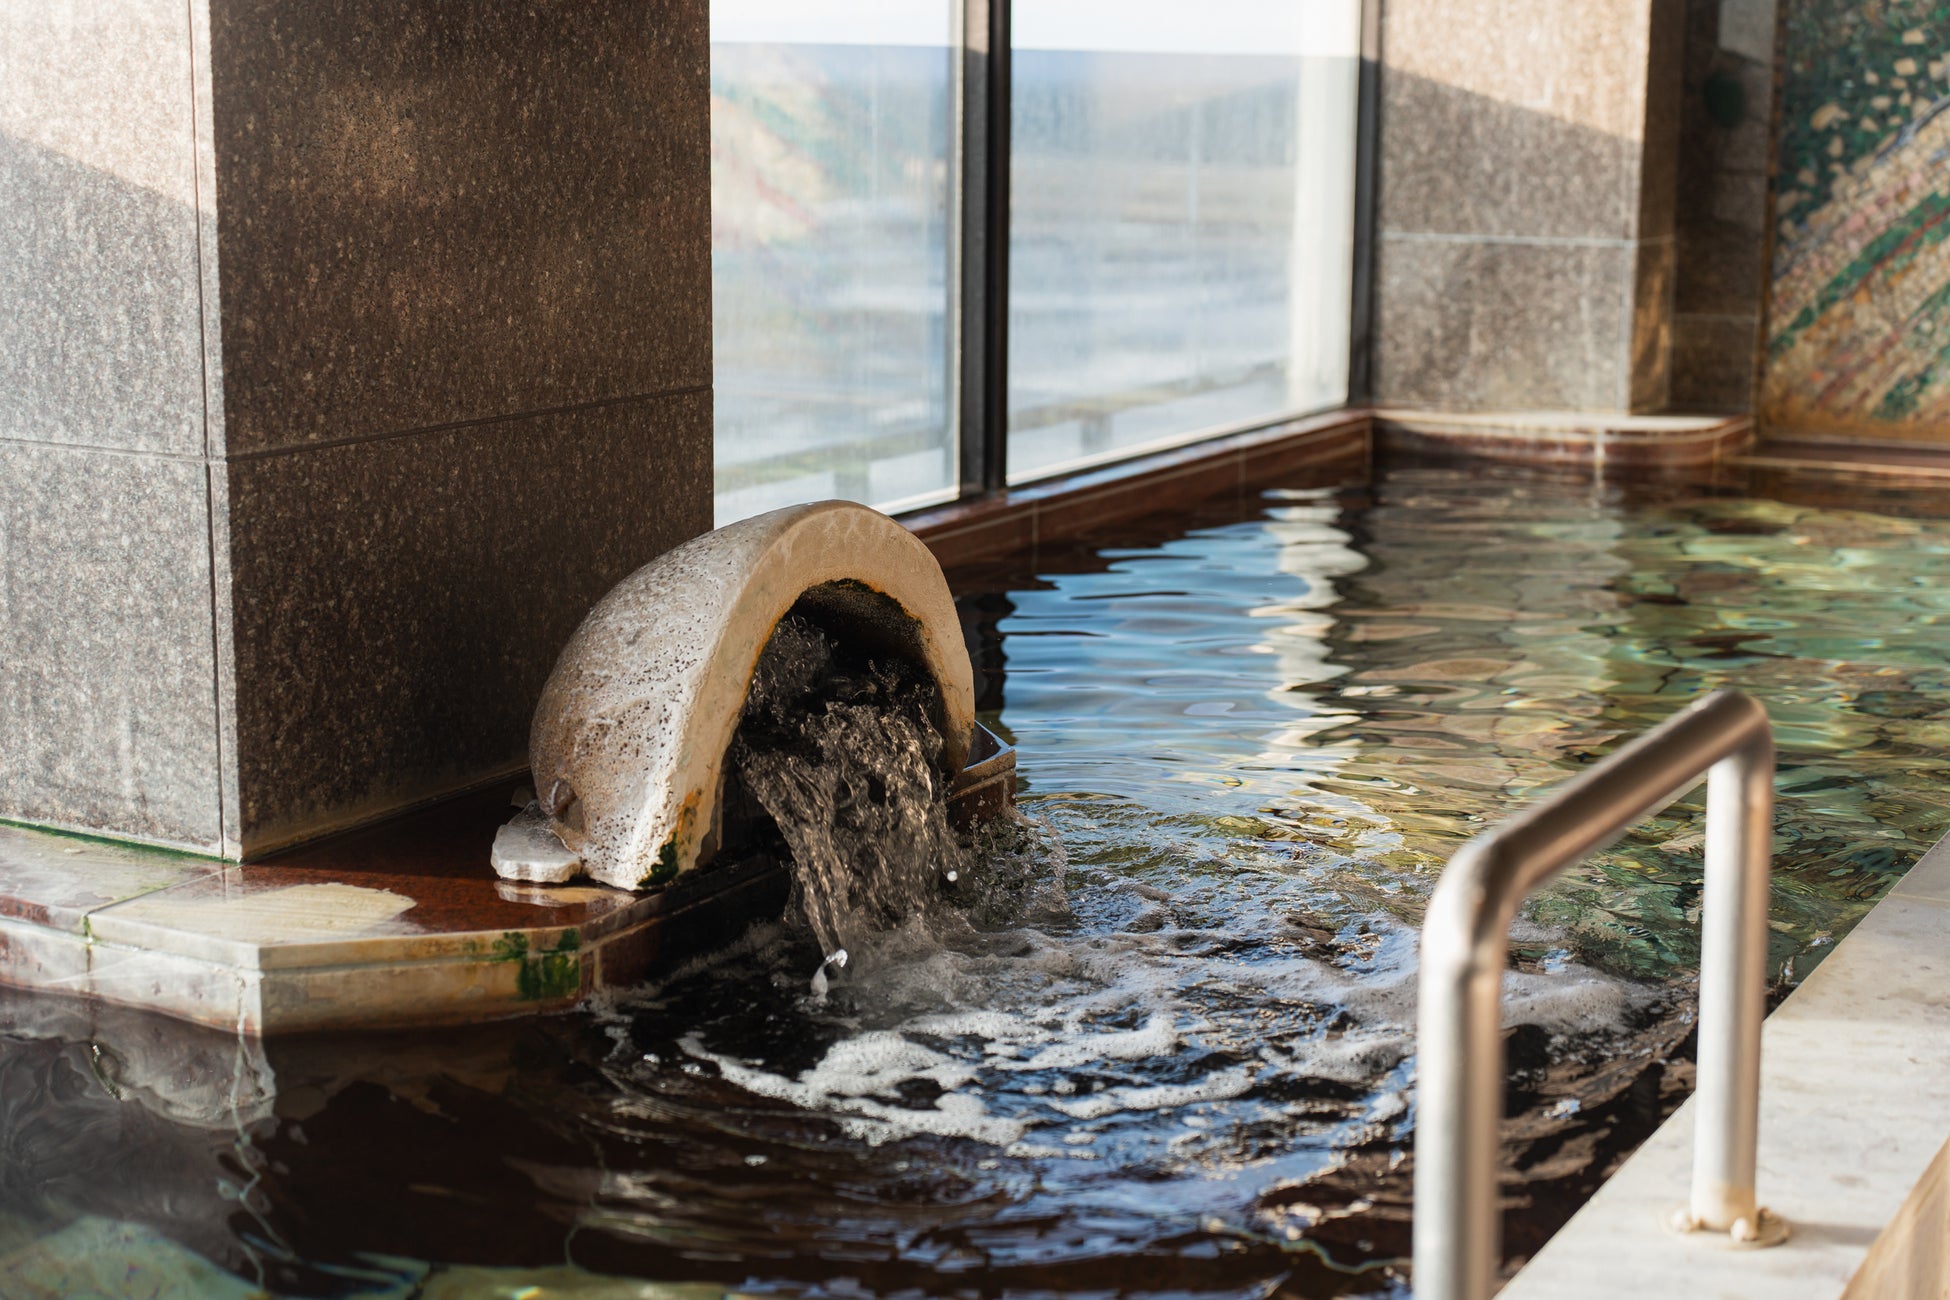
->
[3,460,1948,1297]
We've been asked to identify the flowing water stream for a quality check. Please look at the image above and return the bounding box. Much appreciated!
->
[726,613,968,984]
[4,462,1950,1297]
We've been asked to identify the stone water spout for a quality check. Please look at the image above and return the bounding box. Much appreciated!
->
[491,501,977,891]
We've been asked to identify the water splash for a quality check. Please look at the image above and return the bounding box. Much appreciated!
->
[728,614,969,971]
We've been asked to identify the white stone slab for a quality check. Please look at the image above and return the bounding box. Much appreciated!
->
[1846,1133,1949,1300]
[1891,830,1950,906]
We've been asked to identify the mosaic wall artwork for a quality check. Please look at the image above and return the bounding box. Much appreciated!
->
[1765,0,1950,438]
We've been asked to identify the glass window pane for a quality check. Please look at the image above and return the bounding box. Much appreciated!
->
[1007,1,1361,483]
[711,2,957,526]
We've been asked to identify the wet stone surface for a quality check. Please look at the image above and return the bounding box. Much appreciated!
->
[6,460,1950,1296]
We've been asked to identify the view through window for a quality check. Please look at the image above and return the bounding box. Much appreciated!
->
[1007,1,1361,481]
[710,1,958,525]
[711,0,1362,518]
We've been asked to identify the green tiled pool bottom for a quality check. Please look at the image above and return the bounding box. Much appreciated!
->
[7,460,1950,1298]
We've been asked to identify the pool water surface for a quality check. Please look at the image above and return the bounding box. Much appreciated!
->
[4,461,1949,1298]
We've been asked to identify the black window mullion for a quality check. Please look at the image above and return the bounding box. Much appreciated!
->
[957,0,1010,496]
[1347,0,1382,407]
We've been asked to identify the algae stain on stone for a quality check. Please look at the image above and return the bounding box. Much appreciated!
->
[642,837,682,888]
[495,929,582,1001]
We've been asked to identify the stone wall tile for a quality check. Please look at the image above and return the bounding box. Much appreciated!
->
[0,0,206,455]
[1666,0,1772,414]
[1669,313,1760,411]
[1636,0,1688,242]
[1717,0,1778,64]
[1380,0,1654,240]
[208,0,711,454]
[223,389,712,853]
[0,444,223,850]
[1630,236,1678,410]
[1379,69,1642,241]
[1374,238,1634,410]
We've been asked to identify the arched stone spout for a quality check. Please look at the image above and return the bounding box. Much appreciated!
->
[492,501,976,890]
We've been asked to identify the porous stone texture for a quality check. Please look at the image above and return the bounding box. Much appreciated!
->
[509,502,977,892]
[491,807,583,885]
[1374,0,1686,413]
[0,0,713,857]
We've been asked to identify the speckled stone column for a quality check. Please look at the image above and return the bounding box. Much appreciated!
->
[1373,0,1688,413]
[0,0,712,857]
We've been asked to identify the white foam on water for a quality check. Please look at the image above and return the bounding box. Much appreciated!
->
[1047,1065,1258,1121]
[659,903,1659,1159]
[1503,964,1646,1034]
[630,839,1664,1163]
[1003,1014,1180,1073]
[679,1032,1030,1147]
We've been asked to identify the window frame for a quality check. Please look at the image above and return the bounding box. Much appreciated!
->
[709,0,1380,516]
[954,0,1379,498]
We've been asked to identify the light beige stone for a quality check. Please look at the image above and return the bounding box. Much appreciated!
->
[88,880,425,972]
[499,501,976,891]
[1845,1133,1950,1299]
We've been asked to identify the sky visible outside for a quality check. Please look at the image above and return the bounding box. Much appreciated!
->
[710,0,1360,56]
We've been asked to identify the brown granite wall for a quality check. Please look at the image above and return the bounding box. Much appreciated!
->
[0,0,713,857]
[1373,0,1686,413]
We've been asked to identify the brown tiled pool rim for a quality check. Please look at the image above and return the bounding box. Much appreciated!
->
[901,409,1373,568]
[898,406,1788,571]
[1372,409,1755,472]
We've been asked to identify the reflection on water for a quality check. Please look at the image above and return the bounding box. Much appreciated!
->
[990,465,1950,988]
[6,463,1950,1297]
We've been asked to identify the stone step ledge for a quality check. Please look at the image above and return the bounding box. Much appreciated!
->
[0,724,1013,1034]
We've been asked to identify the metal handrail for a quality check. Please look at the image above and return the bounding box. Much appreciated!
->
[1412,689,1783,1300]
